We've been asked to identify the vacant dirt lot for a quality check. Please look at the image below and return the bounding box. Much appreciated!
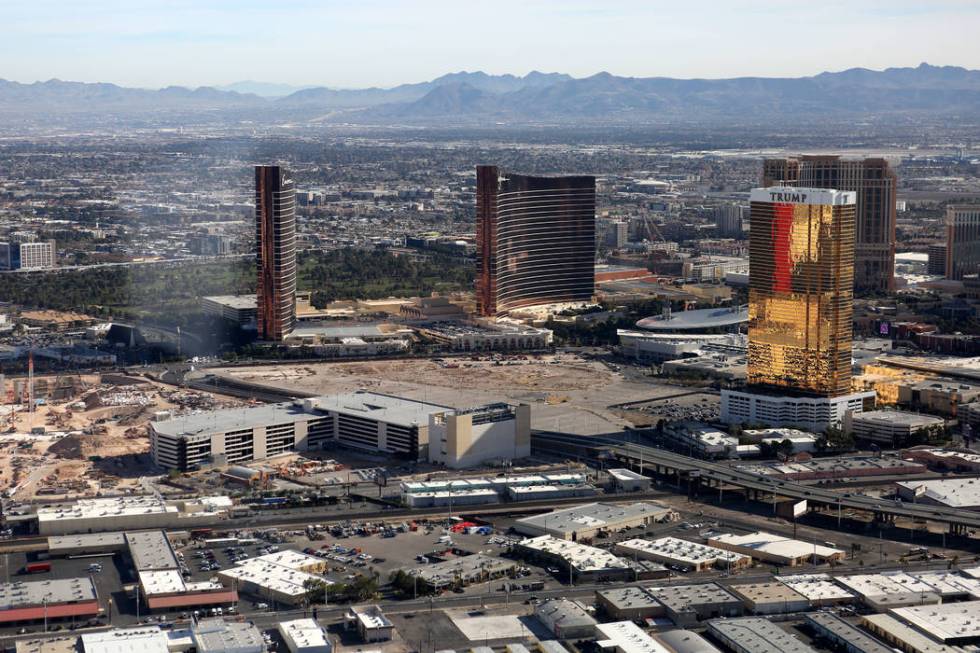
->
[214,354,689,436]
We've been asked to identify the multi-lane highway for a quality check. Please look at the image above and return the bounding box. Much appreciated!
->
[532,431,980,535]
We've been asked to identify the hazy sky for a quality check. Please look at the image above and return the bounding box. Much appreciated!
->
[4,0,980,89]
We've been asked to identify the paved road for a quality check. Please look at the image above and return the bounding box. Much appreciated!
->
[533,432,980,533]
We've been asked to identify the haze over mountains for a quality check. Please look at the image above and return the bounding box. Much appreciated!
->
[3,64,979,125]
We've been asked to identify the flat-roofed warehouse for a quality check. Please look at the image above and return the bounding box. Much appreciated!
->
[906,571,980,599]
[890,601,980,646]
[652,582,743,626]
[597,585,665,621]
[708,531,845,566]
[836,572,940,611]
[278,618,332,653]
[217,550,330,606]
[729,581,810,614]
[595,620,672,653]
[0,577,100,625]
[81,626,169,653]
[514,535,633,582]
[35,495,231,536]
[533,599,598,640]
[775,573,855,606]
[805,612,893,653]
[613,537,750,572]
[708,617,818,653]
[656,630,722,653]
[513,501,673,540]
[861,614,959,653]
[896,478,980,510]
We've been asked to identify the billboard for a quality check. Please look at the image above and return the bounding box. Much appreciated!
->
[793,500,808,518]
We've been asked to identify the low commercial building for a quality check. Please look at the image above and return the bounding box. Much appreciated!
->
[729,582,810,614]
[348,605,394,643]
[533,599,598,640]
[835,573,940,611]
[655,630,722,653]
[399,473,591,508]
[81,627,169,653]
[36,495,231,535]
[217,551,330,606]
[906,571,980,599]
[617,331,741,364]
[708,617,818,653]
[192,617,265,653]
[662,349,747,382]
[662,422,741,459]
[805,612,893,653]
[16,635,79,653]
[596,586,665,621]
[401,488,500,509]
[152,391,528,470]
[740,456,927,482]
[417,321,553,351]
[202,295,257,327]
[613,537,749,572]
[898,379,980,417]
[506,484,598,502]
[862,614,957,653]
[890,601,980,645]
[607,468,652,492]
[708,532,845,566]
[903,447,980,472]
[653,583,743,626]
[514,536,632,582]
[844,410,945,446]
[409,554,515,590]
[595,621,671,653]
[399,296,467,321]
[513,502,673,540]
[896,478,980,510]
[775,574,855,606]
[278,618,332,653]
[0,577,100,625]
[283,325,413,357]
[745,429,820,454]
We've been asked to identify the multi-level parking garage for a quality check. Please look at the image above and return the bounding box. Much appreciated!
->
[532,431,980,536]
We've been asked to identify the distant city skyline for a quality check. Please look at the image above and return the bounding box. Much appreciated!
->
[4,0,980,89]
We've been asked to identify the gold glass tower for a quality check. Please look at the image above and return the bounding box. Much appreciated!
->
[747,187,856,397]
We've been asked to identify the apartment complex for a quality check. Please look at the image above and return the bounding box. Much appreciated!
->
[476,165,596,317]
[255,165,296,341]
[763,156,896,292]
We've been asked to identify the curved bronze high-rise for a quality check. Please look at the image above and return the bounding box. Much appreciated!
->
[476,166,595,317]
[255,165,296,341]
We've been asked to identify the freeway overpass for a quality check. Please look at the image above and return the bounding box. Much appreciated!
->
[532,431,980,536]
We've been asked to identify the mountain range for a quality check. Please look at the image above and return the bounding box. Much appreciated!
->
[2,64,979,125]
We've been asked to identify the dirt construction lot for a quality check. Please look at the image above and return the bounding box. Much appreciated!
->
[213,354,687,435]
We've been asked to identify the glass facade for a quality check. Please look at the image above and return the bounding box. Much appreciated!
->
[476,165,595,317]
[763,156,896,293]
[255,165,296,341]
[747,189,856,397]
